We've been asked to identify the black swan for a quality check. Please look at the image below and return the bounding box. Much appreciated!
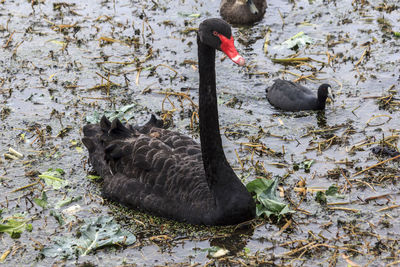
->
[266,79,332,111]
[82,18,256,226]
[220,0,267,25]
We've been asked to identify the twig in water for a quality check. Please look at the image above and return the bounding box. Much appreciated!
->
[3,30,15,48]
[10,180,40,193]
[263,28,271,55]
[278,9,285,28]
[354,47,368,66]
[377,205,400,212]
[351,154,400,178]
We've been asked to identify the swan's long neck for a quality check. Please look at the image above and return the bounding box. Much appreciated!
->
[197,36,230,186]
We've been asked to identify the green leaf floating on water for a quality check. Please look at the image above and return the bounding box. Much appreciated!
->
[0,215,33,238]
[55,196,82,209]
[50,210,65,226]
[281,31,313,51]
[86,104,137,124]
[315,191,327,205]
[326,185,338,196]
[315,185,344,205]
[33,191,48,208]
[39,168,68,189]
[293,159,314,173]
[86,175,101,181]
[85,110,101,124]
[246,177,293,220]
[302,159,314,172]
[42,216,136,259]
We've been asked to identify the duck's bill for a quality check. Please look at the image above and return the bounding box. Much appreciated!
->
[247,0,259,15]
[218,34,245,66]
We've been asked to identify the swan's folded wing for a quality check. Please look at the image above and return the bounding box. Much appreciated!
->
[102,131,211,211]
[132,126,202,161]
[88,117,210,209]
[94,116,201,176]
[147,127,200,149]
[103,130,202,183]
[104,134,175,174]
[124,114,201,154]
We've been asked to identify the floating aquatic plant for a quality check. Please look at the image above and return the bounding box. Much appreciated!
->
[246,177,293,220]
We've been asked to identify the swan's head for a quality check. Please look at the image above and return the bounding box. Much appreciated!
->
[198,18,245,66]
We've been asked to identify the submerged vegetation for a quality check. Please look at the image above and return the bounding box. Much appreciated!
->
[0,0,399,266]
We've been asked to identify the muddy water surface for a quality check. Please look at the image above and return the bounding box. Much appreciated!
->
[1,0,399,266]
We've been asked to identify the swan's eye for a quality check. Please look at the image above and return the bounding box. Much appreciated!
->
[212,31,219,36]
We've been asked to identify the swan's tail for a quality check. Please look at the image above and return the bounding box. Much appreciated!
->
[128,114,164,134]
[83,115,163,176]
[82,116,107,176]
[82,116,134,176]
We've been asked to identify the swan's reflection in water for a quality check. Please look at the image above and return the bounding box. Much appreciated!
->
[209,222,255,255]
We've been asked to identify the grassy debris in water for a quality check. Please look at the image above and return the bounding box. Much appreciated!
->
[86,103,142,124]
[203,246,230,258]
[39,168,68,189]
[55,196,82,209]
[0,214,33,238]
[86,175,102,181]
[293,159,315,172]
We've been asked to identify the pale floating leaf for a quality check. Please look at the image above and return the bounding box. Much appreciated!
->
[42,216,136,259]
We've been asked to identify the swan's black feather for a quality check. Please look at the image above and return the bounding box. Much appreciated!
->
[84,118,254,225]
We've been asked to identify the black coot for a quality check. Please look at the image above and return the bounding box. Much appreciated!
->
[266,79,332,111]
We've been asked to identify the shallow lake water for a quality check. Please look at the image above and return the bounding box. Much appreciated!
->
[0,0,399,266]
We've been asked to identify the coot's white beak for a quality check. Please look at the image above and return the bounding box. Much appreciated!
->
[327,86,334,103]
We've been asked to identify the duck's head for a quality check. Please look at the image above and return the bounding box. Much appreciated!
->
[245,0,260,15]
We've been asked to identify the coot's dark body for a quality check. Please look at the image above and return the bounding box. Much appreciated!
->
[266,79,332,111]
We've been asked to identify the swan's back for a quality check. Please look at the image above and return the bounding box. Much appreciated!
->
[82,116,231,224]
[266,79,319,111]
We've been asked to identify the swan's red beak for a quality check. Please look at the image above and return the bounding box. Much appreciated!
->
[218,34,245,66]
